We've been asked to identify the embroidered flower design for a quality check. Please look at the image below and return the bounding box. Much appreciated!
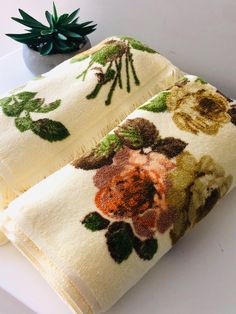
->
[78,118,187,263]
[0,91,69,142]
[168,152,233,244]
[140,76,235,135]
[71,37,157,105]
[94,147,177,239]
[77,117,232,264]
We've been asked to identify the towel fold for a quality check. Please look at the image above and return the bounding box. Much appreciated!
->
[0,36,182,209]
[1,75,235,313]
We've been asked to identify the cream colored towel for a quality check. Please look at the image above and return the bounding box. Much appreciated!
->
[0,36,182,210]
[1,75,235,313]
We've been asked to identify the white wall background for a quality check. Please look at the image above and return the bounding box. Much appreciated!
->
[0,0,235,97]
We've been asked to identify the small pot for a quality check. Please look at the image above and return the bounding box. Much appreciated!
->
[23,36,91,75]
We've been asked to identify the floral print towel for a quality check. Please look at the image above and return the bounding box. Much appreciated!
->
[0,36,182,211]
[1,75,235,313]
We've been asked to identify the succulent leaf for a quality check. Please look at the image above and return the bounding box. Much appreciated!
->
[7,4,96,55]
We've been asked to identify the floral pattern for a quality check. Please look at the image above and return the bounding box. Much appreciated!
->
[140,76,235,135]
[75,117,232,264]
[71,37,157,105]
[0,91,69,142]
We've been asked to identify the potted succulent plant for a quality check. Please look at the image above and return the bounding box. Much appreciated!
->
[6,3,97,75]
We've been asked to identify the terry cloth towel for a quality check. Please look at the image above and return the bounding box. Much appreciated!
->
[0,36,182,210]
[1,75,235,313]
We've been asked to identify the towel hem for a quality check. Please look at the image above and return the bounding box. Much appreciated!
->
[1,217,101,314]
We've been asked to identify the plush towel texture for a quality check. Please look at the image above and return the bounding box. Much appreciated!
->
[0,36,182,210]
[1,75,235,313]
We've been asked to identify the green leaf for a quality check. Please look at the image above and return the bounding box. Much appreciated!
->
[17,91,37,102]
[45,11,54,28]
[6,33,39,44]
[75,26,97,36]
[1,96,24,117]
[15,116,32,132]
[23,98,44,112]
[58,13,69,25]
[195,77,207,84]
[40,42,53,56]
[140,91,170,112]
[121,36,157,53]
[0,97,12,107]
[68,17,79,25]
[59,29,82,39]
[116,126,143,148]
[53,2,58,21]
[133,237,158,260]
[76,21,94,28]
[57,33,67,41]
[18,9,47,29]
[105,222,134,264]
[64,8,79,24]
[95,133,122,157]
[35,99,61,113]
[40,29,54,35]
[11,17,43,29]
[31,118,70,142]
[82,212,110,231]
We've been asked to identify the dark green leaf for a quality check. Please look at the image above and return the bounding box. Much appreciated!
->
[64,9,79,24]
[45,11,54,27]
[105,222,134,263]
[74,25,97,36]
[18,9,47,29]
[53,2,58,21]
[133,237,158,260]
[140,91,170,112]
[69,17,79,25]
[77,21,94,28]
[82,212,110,231]
[58,13,69,25]
[54,41,71,52]
[15,116,32,132]
[6,33,39,44]
[11,17,43,29]
[31,118,70,142]
[40,42,53,55]
[40,29,54,35]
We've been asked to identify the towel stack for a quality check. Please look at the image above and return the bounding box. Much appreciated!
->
[0,37,235,314]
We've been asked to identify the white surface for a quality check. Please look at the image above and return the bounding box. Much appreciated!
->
[0,2,236,311]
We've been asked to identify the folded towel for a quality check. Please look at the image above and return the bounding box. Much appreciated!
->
[0,36,182,210]
[1,75,235,313]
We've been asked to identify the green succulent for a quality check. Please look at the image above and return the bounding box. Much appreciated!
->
[6,2,97,55]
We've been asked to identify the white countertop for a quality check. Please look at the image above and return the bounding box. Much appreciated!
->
[0,46,236,314]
